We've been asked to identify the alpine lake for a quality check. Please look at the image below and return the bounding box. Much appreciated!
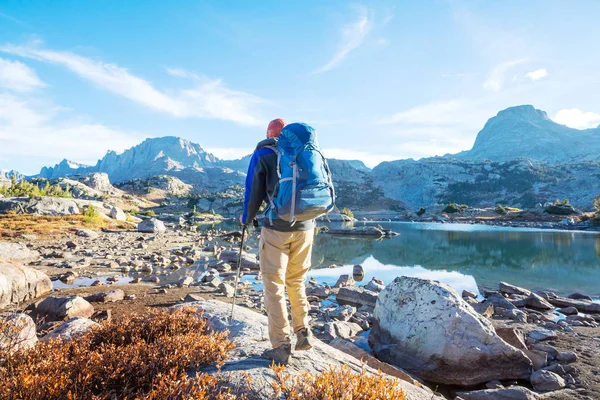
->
[53,220,600,300]
[236,221,600,300]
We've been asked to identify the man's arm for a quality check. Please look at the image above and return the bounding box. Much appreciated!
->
[241,149,268,224]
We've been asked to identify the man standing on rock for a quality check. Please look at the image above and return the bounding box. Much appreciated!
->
[241,118,334,364]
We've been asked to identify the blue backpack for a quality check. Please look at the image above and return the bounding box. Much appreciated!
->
[264,123,335,224]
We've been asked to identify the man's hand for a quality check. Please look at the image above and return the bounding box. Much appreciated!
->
[239,215,245,226]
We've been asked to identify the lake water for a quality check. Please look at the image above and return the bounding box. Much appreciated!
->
[55,221,600,299]
[308,222,600,299]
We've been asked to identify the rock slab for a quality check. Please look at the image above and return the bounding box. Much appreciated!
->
[0,262,52,309]
[177,299,442,400]
[31,296,94,322]
[369,277,532,386]
[42,317,99,341]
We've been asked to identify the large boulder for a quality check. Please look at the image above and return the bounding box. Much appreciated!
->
[25,197,80,216]
[30,296,94,322]
[137,218,166,234]
[42,317,98,341]
[80,173,115,193]
[0,242,40,263]
[109,206,127,221]
[0,312,38,352]
[369,277,532,386]
[177,300,442,400]
[219,250,258,269]
[0,262,52,309]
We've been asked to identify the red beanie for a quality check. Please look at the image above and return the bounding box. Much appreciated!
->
[266,118,286,138]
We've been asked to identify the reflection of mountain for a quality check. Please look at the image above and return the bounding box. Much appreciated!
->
[312,223,600,296]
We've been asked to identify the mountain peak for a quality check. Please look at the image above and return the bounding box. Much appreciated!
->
[495,105,550,122]
[455,105,600,163]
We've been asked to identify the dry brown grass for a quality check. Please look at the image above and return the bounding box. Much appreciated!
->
[0,307,236,399]
[0,214,129,239]
[272,364,406,400]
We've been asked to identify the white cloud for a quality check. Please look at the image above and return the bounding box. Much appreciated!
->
[1,44,265,126]
[377,99,485,127]
[526,68,548,81]
[553,108,600,129]
[0,93,140,172]
[312,6,373,74]
[483,58,528,91]
[0,57,45,92]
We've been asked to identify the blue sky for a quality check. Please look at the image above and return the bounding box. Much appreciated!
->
[1,0,600,175]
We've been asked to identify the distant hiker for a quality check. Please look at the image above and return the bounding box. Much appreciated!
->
[241,118,335,364]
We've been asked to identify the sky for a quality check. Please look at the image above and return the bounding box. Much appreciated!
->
[1,0,600,175]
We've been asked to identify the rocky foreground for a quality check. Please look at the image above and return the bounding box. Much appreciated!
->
[1,220,599,399]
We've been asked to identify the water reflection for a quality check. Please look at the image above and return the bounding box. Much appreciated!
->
[307,256,481,297]
[311,222,600,298]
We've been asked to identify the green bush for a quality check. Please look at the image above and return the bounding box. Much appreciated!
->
[495,204,507,214]
[340,208,354,219]
[594,195,600,213]
[0,178,72,198]
[416,207,426,217]
[83,205,103,225]
[442,203,468,214]
[140,210,156,217]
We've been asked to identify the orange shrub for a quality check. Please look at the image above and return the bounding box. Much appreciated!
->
[272,364,406,400]
[0,307,235,400]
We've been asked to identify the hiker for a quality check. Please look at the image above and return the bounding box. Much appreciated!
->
[240,118,335,364]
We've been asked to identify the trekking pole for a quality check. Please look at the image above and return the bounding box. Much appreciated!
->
[229,224,247,322]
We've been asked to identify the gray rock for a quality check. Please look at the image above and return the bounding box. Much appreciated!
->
[556,307,578,316]
[85,289,125,303]
[25,196,80,216]
[494,307,528,323]
[472,302,494,318]
[370,277,532,386]
[109,206,127,221]
[322,321,363,340]
[0,242,40,263]
[218,250,258,269]
[76,229,99,239]
[0,312,38,352]
[178,276,194,287]
[567,292,592,302]
[462,290,477,299]
[218,282,235,298]
[177,299,441,400]
[546,295,600,314]
[329,305,356,321]
[457,386,540,400]
[556,351,577,363]
[364,277,385,293]
[528,329,558,343]
[137,218,167,234]
[530,370,566,392]
[499,282,531,296]
[31,296,94,322]
[42,317,99,341]
[0,262,52,309]
[485,293,517,310]
[525,293,554,311]
[333,274,354,288]
[306,286,330,299]
[336,286,378,308]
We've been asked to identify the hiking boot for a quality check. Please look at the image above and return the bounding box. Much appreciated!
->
[262,343,292,365]
[295,328,314,351]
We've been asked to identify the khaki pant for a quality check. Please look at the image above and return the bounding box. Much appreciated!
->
[259,227,314,348]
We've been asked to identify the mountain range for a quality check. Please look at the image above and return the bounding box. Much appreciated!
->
[12,105,600,210]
